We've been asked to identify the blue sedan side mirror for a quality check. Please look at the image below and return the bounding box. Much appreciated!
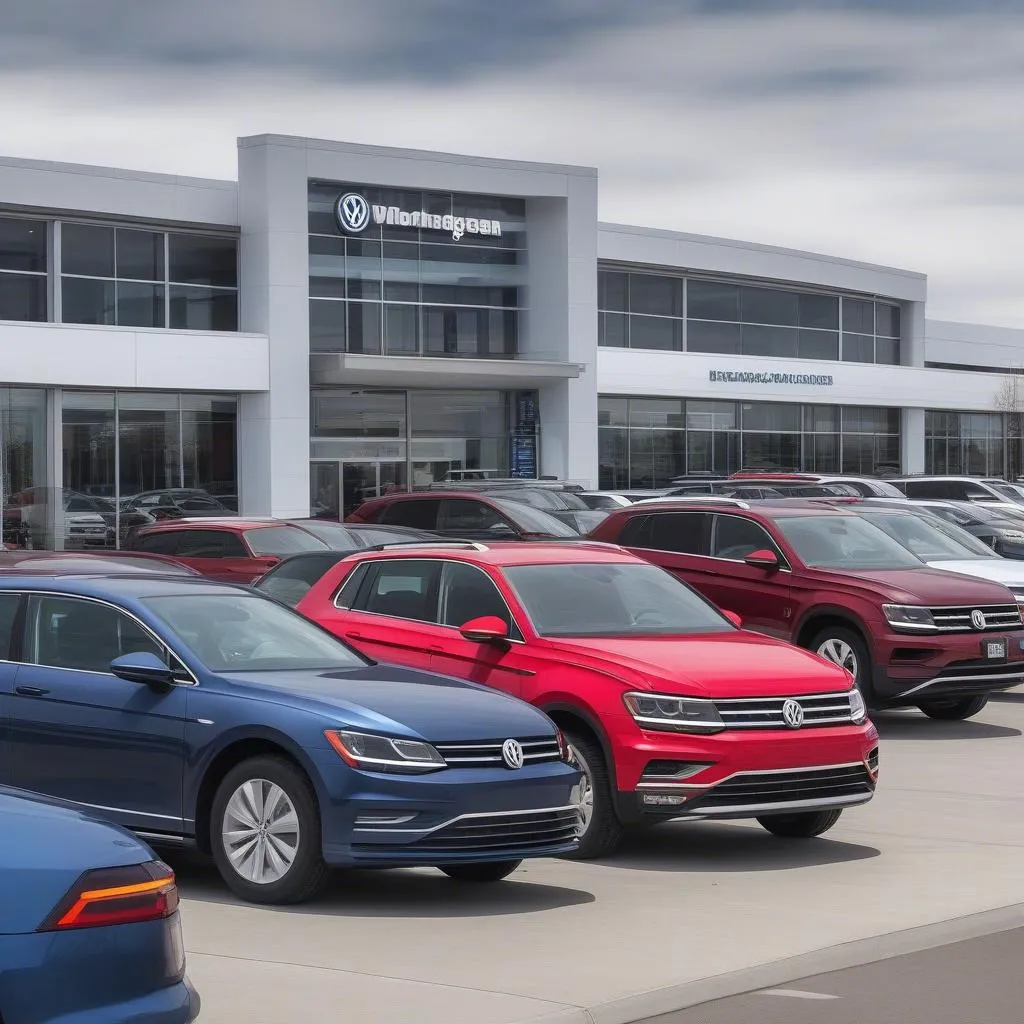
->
[110,652,176,689]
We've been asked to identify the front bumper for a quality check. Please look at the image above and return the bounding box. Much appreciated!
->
[307,750,582,866]
[609,718,878,825]
[874,628,1024,704]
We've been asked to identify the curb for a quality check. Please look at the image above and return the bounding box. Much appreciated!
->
[515,902,1024,1024]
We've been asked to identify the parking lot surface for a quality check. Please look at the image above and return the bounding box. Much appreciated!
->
[175,695,1024,1024]
[646,926,1024,1024]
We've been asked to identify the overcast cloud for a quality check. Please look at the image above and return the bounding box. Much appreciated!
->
[2,1,1023,325]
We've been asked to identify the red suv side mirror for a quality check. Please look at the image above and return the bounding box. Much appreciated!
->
[459,616,509,643]
[744,548,780,571]
[721,610,743,629]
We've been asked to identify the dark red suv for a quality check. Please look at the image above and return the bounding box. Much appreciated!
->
[590,499,1024,720]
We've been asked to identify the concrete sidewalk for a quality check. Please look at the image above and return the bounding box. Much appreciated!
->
[176,700,1024,1024]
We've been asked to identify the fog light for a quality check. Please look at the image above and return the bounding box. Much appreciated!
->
[642,793,687,807]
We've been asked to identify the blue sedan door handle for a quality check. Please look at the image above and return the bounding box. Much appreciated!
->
[15,685,49,697]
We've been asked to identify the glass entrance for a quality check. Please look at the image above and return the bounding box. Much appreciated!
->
[310,460,406,520]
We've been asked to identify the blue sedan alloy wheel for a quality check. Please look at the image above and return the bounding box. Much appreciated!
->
[211,756,329,904]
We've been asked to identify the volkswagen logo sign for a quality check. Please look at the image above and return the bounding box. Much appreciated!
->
[781,699,805,729]
[336,192,371,234]
[501,738,524,770]
[970,609,987,631]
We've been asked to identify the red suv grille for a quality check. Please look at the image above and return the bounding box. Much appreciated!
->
[714,691,856,729]
[929,604,1021,632]
[687,764,875,813]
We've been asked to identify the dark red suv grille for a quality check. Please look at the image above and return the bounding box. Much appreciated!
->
[929,604,1021,632]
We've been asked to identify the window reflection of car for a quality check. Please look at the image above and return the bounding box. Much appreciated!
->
[121,490,234,520]
[0,576,580,904]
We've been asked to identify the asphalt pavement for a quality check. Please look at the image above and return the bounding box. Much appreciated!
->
[644,927,1024,1024]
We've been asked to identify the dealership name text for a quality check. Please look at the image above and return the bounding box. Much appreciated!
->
[709,370,834,386]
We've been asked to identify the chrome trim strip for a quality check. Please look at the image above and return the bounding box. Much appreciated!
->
[680,792,873,817]
[721,715,856,728]
[352,803,579,835]
[714,691,852,704]
[896,670,1024,697]
[633,760,868,791]
[79,800,183,822]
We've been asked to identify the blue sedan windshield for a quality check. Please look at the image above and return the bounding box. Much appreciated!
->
[143,593,367,672]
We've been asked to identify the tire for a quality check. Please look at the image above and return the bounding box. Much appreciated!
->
[809,625,873,701]
[440,860,522,883]
[757,809,843,839]
[918,695,989,720]
[561,730,624,859]
[210,756,329,905]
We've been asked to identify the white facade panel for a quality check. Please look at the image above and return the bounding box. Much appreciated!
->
[0,155,237,227]
[0,322,268,391]
[925,319,1024,371]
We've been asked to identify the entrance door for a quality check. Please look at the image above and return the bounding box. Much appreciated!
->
[341,461,407,519]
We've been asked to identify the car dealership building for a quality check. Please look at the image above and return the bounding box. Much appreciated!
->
[1,133,1023,545]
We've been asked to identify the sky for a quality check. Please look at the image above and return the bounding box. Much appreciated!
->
[3,0,1023,326]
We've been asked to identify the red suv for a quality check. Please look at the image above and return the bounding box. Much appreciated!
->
[126,519,328,583]
[346,492,580,540]
[590,499,1024,720]
[296,541,877,858]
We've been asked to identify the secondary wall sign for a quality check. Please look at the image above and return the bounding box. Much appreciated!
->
[336,192,502,242]
[709,370,834,386]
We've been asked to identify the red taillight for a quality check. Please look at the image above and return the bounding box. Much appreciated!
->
[40,861,178,931]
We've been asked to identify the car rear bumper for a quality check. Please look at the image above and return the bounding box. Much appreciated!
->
[308,751,582,865]
[611,721,878,825]
[874,628,1024,704]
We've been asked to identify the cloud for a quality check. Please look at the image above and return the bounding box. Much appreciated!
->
[1,2,1022,326]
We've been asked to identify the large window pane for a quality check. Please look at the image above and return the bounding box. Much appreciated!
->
[61,223,114,278]
[875,303,900,338]
[686,401,737,430]
[598,397,629,427]
[62,277,115,325]
[687,320,741,354]
[742,432,801,471]
[62,392,116,551]
[410,390,508,438]
[347,302,382,354]
[599,271,628,312]
[876,337,900,365]
[118,393,181,498]
[687,280,740,322]
[741,324,798,358]
[740,286,799,326]
[169,285,238,331]
[309,299,346,352]
[598,428,629,489]
[599,311,628,347]
[0,274,46,322]
[798,294,839,329]
[798,329,839,360]
[384,303,419,355]
[842,297,874,334]
[181,395,237,508]
[168,234,237,287]
[117,282,165,328]
[628,398,684,429]
[842,333,874,363]
[741,402,801,432]
[630,315,681,351]
[0,218,47,273]
[312,390,406,438]
[630,274,682,317]
[0,388,48,547]
[116,229,164,282]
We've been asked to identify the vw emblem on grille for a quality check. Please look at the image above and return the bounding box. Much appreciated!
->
[782,699,805,729]
[501,739,524,770]
[336,192,371,234]
[970,609,987,631]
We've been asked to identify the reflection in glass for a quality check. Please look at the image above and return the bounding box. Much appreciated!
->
[169,285,238,331]
[116,229,164,281]
[0,218,47,272]
[168,234,237,287]
[62,223,115,278]
[118,393,180,499]
[0,275,46,322]
[62,277,115,325]
[117,282,165,328]
[0,388,48,547]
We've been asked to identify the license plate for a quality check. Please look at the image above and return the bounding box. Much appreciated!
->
[985,639,1007,660]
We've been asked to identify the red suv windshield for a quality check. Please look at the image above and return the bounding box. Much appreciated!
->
[503,561,732,637]
[773,514,922,570]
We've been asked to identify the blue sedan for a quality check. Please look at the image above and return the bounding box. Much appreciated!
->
[0,575,581,904]
[0,786,199,1024]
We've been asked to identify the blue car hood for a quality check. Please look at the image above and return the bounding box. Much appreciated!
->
[0,787,154,935]
[226,663,556,742]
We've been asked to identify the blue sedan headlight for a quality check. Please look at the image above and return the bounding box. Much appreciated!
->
[325,730,447,773]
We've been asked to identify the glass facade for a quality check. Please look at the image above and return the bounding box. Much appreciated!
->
[0,214,238,330]
[60,391,238,548]
[0,388,48,546]
[310,388,539,517]
[598,269,901,365]
[599,396,901,488]
[925,411,1008,477]
[308,182,526,358]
